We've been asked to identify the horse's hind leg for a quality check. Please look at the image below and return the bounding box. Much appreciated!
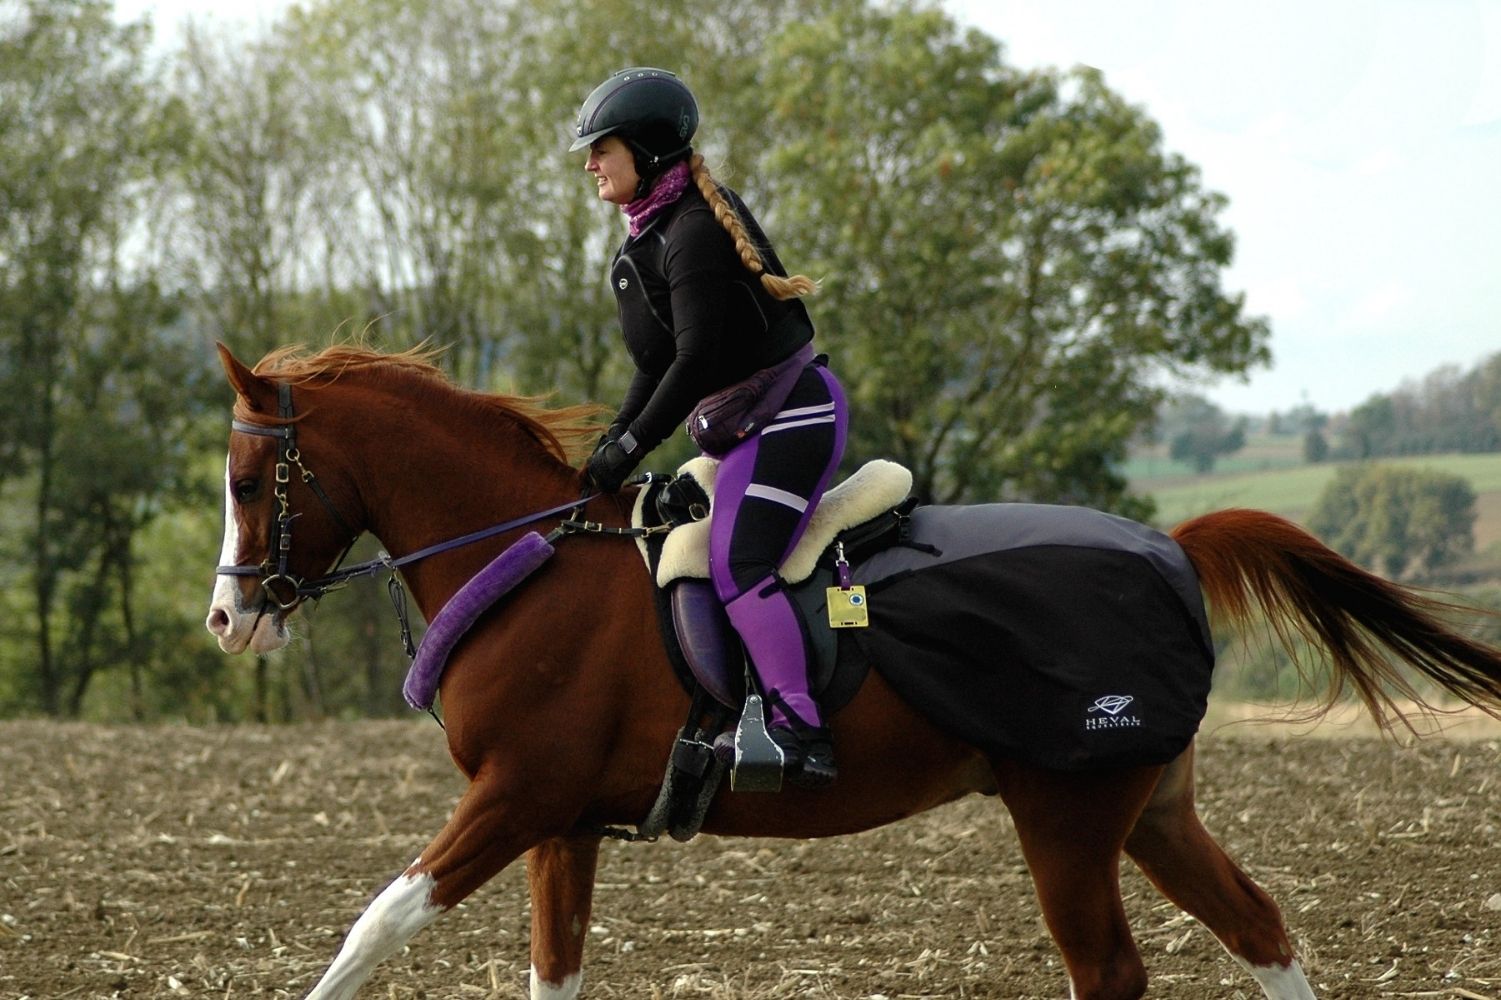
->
[994,760,1164,1000]
[1123,742,1316,1000]
[527,834,601,1000]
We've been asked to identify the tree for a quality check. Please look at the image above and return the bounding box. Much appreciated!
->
[1286,402,1330,463]
[1284,402,1327,435]
[753,3,1268,509]
[1302,429,1329,464]
[1337,361,1501,460]
[1343,395,1398,459]
[1308,464,1475,579]
[0,0,164,714]
[1162,394,1246,473]
[48,277,210,716]
[270,0,635,395]
[1472,353,1501,445]
[166,19,331,358]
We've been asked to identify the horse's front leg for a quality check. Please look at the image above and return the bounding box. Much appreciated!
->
[303,771,565,1000]
[527,833,603,999]
[302,858,443,1000]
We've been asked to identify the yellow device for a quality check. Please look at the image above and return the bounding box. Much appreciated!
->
[827,584,869,628]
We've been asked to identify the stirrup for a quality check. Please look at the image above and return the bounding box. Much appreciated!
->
[719,693,784,792]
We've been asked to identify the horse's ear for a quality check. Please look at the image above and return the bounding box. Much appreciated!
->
[217,342,274,413]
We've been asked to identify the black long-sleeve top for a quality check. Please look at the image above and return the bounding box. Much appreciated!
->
[608,183,814,453]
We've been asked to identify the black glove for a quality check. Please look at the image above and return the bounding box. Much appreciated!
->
[595,423,626,449]
[584,430,640,492]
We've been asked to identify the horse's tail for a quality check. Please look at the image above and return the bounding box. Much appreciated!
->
[1170,507,1501,732]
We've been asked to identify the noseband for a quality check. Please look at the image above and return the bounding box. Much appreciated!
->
[217,382,360,611]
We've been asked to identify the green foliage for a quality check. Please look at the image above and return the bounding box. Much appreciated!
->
[1284,402,1328,434]
[1338,361,1501,460]
[1,0,157,477]
[1210,625,1330,706]
[1308,464,1475,579]
[1302,429,1329,464]
[1162,394,1246,473]
[167,0,1269,514]
[1344,395,1399,459]
[0,0,210,716]
[756,6,1267,509]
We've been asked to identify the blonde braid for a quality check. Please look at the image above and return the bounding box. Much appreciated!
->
[690,154,818,301]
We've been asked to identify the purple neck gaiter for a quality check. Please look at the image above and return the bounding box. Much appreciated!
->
[624,160,692,237]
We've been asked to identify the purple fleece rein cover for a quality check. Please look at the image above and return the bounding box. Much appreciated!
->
[402,530,555,710]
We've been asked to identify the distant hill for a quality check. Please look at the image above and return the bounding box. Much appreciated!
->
[1122,431,1306,484]
[1127,438,1501,572]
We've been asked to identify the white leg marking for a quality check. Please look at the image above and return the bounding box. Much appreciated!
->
[305,868,443,1000]
[530,967,583,1000]
[1233,956,1317,999]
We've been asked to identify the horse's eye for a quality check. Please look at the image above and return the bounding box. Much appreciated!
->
[233,478,260,503]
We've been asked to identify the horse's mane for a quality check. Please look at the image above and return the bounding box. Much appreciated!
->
[253,341,449,384]
[246,342,605,463]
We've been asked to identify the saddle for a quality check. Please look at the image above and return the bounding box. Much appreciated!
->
[625,457,917,838]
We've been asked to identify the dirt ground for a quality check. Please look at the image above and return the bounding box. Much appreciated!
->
[3,719,1500,1000]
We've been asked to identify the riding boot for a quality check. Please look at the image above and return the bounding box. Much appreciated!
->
[723,578,836,788]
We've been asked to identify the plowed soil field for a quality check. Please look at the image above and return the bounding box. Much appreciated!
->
[3,720,1500,999]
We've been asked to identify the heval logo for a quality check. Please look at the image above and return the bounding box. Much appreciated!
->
[1085,694,1143,731]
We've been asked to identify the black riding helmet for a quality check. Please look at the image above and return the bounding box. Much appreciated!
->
[571,67,698,196]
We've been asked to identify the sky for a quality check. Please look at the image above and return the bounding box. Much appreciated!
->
[948,0,1501,416]
[115,0,1501,416]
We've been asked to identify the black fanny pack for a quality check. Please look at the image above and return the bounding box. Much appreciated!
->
[686,343,815,456]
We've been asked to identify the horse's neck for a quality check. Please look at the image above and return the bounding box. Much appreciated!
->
[338,384,584,619]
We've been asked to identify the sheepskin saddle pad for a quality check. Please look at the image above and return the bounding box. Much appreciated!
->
[634,456,915,587]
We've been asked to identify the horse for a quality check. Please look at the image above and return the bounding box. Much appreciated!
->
[205,342,1501,1000]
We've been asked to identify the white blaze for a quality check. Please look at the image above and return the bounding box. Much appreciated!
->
[205,455,287,653]
[212,457,242,611]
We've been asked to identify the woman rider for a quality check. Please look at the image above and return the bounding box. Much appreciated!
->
[573,68,849,788]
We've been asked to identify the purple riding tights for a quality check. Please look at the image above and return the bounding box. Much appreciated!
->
[709,363,849,729]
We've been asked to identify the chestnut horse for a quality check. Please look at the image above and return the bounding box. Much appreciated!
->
[206,343,1501,1000]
